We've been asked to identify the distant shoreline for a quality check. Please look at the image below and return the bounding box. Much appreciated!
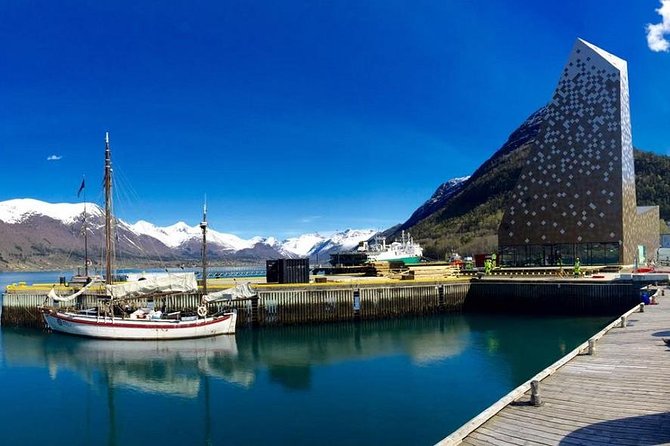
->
[0,261,266,274]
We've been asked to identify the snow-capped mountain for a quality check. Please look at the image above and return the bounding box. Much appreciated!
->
[0,198,378,269]
[0,198,103,225]
[127,221,376,259]
[128,220,257,251]
[280,233,329,257]
[278,229,377,259]
[308,229,377,256]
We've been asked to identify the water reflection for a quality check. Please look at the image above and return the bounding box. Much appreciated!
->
[0,314,611,446]
[1,314,611,396]
[237,317,471,390]
[2,330,251,396]
[2,316,472,395]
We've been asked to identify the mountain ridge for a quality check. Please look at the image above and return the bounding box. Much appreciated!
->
[0,198,376,270]
[5,105,669,269]
[392,106,669,261]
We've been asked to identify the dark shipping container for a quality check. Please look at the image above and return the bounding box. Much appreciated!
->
[266,258,310,284]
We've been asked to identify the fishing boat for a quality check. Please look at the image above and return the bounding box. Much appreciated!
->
[359,231,423,264]
[39,133,243,340]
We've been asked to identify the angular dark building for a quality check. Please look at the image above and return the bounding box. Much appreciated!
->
[498,39,659,266]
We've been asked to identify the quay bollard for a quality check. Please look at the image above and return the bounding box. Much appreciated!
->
[639,302,645,313]
[530,380,543,406]
[620,315,627,328]
[587,339,596,355]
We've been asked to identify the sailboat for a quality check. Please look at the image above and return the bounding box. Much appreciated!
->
[39,133,241,340]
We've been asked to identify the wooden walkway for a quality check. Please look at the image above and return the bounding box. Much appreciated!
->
[439,294,670,445]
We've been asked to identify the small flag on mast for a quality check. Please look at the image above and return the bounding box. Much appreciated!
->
[77,178,85,197]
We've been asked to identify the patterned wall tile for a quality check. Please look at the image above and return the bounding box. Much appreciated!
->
[498,39,658,264]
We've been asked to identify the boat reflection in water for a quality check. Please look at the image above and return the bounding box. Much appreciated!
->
[2,315,472,396]
[62,336,250,397]
[0,314,610,446]
[2,330,253,396]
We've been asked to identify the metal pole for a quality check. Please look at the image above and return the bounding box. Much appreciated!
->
[200,200,208,295]
[83,179,88,277]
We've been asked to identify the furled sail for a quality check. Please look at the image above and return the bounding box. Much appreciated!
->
[106,273,198,299]
[203,282,256,302]
[48,279,101,302]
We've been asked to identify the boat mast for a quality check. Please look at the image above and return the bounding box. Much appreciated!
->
[104,132,113,285]
[200,199,208,295]
[83,197,89,277]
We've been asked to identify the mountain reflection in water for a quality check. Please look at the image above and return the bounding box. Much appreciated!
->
[0,313,611,446]
[2,316,471,395]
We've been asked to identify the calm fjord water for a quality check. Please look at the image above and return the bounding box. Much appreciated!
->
[0,272,612,445]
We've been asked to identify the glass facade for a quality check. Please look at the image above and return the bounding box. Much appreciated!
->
[500,242,620,267]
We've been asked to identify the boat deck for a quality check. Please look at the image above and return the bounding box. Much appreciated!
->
[441,293,670,445]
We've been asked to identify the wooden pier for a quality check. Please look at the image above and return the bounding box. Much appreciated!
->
[438,292,670,445]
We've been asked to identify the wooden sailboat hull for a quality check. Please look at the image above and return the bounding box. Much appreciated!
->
[42,309,237,340]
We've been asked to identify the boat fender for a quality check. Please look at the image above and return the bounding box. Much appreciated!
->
[197,306,208,318]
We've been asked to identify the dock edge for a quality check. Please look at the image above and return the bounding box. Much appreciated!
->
[434,302,644,445]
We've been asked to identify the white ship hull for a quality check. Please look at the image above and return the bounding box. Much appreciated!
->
[42,309,237,340]
[366,253,422,264]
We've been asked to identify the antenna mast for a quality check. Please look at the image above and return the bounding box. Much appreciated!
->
[104,132,113,285]
[200,198,208,295]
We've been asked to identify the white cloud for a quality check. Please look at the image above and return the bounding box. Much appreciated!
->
[299,215,321,223]
[46,155,62,161]
[646,0,670,52]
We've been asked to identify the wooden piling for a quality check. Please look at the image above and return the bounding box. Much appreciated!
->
[529,380,542,406]
[587,339,596,355]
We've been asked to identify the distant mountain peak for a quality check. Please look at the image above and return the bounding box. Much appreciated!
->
[402,176,471,228]
[168,221,192,231]
[0,198,102,225]
[0,198,380,269]
[391,106,553,258]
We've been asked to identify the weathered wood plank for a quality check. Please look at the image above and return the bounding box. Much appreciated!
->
[439,290,670,445]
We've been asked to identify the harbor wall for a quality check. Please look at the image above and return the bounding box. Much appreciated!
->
[1,280,643,328]
[464,281,640,316]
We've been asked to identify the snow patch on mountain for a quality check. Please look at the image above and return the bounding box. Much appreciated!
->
[280,233,327,257]
[129,220,190,248]
[426,176,470,207]
[282,229,377,257]
[129,220,256,251]
[0,198,103,224]
[311,229,377,254]
[402,176,471,229]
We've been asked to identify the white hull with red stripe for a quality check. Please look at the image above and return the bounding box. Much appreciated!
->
[42,309,237,340]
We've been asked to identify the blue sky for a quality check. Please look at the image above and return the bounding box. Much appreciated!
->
[2,0,670,239]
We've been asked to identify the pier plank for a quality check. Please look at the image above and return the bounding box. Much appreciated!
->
[440,295,670,445]
[495,409,657,443]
